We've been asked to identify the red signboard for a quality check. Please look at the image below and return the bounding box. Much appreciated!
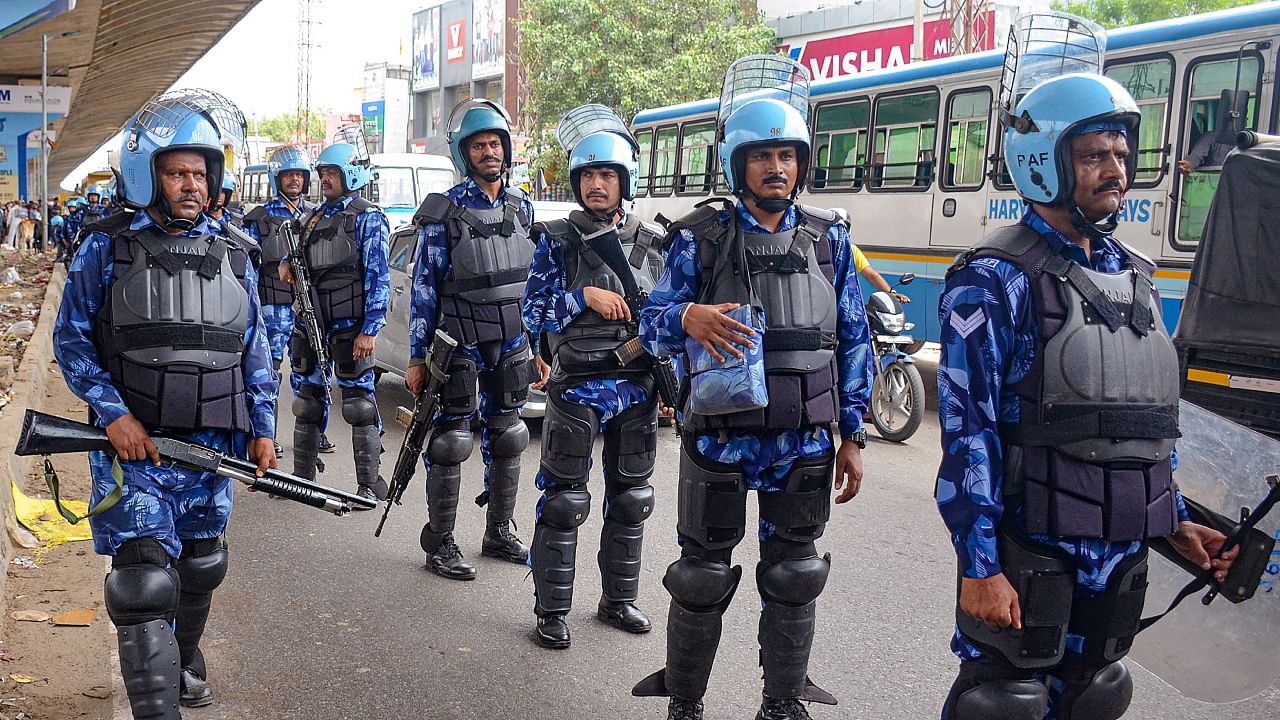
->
[782,13,996,81]
[446,19,467,64]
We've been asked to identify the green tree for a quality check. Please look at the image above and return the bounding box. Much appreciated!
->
[516,0,776,178]
[253,110,329,144]
[1052,0,1259,28]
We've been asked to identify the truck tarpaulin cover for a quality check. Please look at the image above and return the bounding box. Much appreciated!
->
[1175,141,1280,357]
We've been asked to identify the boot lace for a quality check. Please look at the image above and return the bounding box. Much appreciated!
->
[668,698,704,720]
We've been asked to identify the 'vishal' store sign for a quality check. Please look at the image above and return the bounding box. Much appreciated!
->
[780,13,995,81]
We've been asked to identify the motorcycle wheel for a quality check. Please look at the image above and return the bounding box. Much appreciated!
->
[871,359,925,442]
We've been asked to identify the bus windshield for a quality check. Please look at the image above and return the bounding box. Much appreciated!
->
[373,167,417,208]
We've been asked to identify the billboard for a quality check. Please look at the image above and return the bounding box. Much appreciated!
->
[0,85,71,203]
[412,6,441,91]
[780,13,996,81]
[446,18,466,64]
[472,0,503,80]
[0,0,76,42]
[362,100,386,139]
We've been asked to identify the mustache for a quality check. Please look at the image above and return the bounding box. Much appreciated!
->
[1094,180,1124,195]
[479,155,501,164]
[176,193,203,204]
[763,174,788,184]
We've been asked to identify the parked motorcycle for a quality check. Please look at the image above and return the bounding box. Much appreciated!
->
[866,273,925,442]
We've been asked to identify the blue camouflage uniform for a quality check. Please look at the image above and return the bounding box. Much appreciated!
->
[286,194,390,427]
[640,201,872,541]
[242,198,306,370]
[64,207,84,243]
[410,179,534,482]
[936,207,1189,714]
[52,212,277,559]
[522,209,651,518]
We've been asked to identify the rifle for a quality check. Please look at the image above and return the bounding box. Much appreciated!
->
[15,411,374,517]
[375,329,459,537]
[280,218,331,390]
[577,218,682,433]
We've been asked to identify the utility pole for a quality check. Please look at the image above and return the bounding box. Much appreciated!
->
[297,0,318,144]
[913,0,925,62]
[40,30,79,253]
[945,0,991,56]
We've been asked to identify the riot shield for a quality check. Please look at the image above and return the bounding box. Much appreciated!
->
[1129,400,1280,703]
[556,104,635,157]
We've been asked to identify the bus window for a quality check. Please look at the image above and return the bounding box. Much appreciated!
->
[1105,58,1173,184]
[416,167,453,196]
[812,98,869,191]
[872,90,939,189]
[677,121,716,195]
[636,129,653,196]
[942,88,991,189]
[372,166,417,209]
[651,125,678,196]
[1176,55,1261,247]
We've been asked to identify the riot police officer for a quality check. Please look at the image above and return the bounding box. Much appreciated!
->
[406,98,536,580]
[935,71,1234,720]
[632,55,873,720]
[242,146,322,459]
[51,93,277,718]
[282,137,391,505]
[82,184,109,226]
[522,105,663,648]
[210,173,241,226]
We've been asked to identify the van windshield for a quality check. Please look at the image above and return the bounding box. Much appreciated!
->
[373,167,417,208]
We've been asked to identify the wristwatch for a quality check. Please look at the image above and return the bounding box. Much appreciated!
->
[847,430,868,449]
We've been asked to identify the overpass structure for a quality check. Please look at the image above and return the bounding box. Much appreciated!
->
[0,0,261,188]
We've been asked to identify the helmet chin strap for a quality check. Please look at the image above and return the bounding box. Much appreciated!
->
[742,188,794,214]
[1067,200,1118,243]
[155,197,196,232]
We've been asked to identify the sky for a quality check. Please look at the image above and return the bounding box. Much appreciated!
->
[62,0,426,189]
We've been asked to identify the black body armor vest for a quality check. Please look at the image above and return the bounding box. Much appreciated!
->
[94,220,251,432]
[678,201,841,433]
[950,224,1180,542]
[300,198,373,325]
[245,201,311,306]
[538,215,664,381]
[413,188,533,345]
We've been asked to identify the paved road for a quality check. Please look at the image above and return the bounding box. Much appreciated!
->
[186,367,1278,720]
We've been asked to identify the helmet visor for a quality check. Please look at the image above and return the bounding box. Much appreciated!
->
[557,104,635,158]
[719,54,811,125]
[331,125,372,163]
[156,88,247,155]
[1000,12,1106,123]
[447,98,513,136]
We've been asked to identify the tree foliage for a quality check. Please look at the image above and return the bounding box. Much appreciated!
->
[253,110,329,144]
[1052,0,1259,28]
[516,0,776,176]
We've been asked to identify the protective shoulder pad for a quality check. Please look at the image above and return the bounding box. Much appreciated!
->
[82,211,133,238]
[413,193,457,227]
[532,218,574,245]
[346,197,375,214]
[948,224,1048,280]
[666,198,732,246]
[638,219,665,241]
[795,204,842,235]
[505,185,526,202]
[243,206,268,224]
[1112,238,1157,276]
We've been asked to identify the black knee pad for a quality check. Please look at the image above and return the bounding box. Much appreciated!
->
[951,678,1049,720]
[607,485,654,525]
[757,541,830,607]
[539,394,598,485]
[1057,661,1133,720]
[292,384,327,424]
[663,556,741,612]
[428,421,474,465]
[105,539,180,626]
[175,537,229,596]
[540,488,591,529]
[340,387,378,427]
[487,413,529,458]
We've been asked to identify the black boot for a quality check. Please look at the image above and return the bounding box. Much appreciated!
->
[318,433,336,453]
[482,521,529,563]
[422,529,476,580]
[173,539,227,709]
[179,663,213,708]
[535,613,571,649]
[480,447,528,563]
[116,619,182,719]
[755,698,814,720]
[598,518,649,633]
[667,698,705,720]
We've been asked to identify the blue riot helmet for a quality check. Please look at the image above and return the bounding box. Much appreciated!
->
[212,172,238,212]
[717,54,813,203]
[557,104,639,207]
[85,184,104,203]
[446,98,513,179]
[119,93,225,226]
[316,142,372,193]
[1003,73,1140,207]
[267,145,313,197]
